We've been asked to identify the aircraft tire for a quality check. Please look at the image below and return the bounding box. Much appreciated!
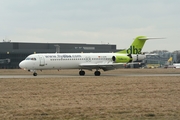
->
[79,70,85,76]
[33,72,37,76]
[94,71,101,76]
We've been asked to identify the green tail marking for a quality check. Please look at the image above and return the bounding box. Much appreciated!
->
[117,36,148,54]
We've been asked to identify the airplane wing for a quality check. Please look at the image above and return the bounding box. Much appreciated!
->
[79,62,126,71]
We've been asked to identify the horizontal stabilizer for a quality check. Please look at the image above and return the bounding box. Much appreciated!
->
[138,37,165,40]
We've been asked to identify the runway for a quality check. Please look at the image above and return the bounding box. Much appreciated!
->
[1,73,180,78]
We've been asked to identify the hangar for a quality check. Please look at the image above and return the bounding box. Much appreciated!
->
[0,42,117,69]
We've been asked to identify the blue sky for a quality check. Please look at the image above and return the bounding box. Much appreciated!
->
[0,0,180,52]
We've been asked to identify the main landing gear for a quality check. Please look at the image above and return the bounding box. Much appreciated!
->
[94,71,101,76]
[79,70,101,76]
[79,70,85,76]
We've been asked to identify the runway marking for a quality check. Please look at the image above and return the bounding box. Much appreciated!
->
[1,73,180,78]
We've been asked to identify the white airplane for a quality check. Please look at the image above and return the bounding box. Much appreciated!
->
[173,63,180,68]
[164,57,180,68]
[19,36,157,76]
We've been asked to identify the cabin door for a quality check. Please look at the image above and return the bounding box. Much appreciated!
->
[39,55,45,66]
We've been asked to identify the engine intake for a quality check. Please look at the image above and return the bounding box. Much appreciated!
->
[112,54,146,63]
[112,55,132,63]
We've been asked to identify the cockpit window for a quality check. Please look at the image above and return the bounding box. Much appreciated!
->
[25,58,31,60]
[25,58,36,60]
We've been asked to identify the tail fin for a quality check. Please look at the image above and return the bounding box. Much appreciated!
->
[168,57,173,62]
[117,36,164,54]
[167,57,173,65]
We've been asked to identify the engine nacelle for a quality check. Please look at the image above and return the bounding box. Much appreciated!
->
[131,54,146,62]
[112,55,132,63]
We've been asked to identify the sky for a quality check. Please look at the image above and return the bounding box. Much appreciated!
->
[0,0,180,52]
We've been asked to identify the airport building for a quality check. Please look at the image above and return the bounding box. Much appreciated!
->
[144,51,178,68]
[1,42,178,69]
[0,42,117,69]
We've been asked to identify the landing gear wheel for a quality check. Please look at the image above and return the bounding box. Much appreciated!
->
[79,70,85,76]
[94,71,101,76]
[33,72,37,76]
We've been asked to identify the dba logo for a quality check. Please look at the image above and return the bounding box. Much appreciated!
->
[126,46,141,54]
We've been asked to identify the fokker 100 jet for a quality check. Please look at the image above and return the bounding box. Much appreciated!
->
[19,36,159,76]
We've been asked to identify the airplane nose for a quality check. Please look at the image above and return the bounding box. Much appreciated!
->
[19,61,25,69]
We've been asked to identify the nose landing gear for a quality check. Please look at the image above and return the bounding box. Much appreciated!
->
[33,72,37,76]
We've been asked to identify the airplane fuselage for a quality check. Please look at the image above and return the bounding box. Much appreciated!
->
[19,52,145,76]
[20,53,135,70]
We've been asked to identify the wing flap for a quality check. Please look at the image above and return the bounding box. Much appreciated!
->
[79,62,126,71]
